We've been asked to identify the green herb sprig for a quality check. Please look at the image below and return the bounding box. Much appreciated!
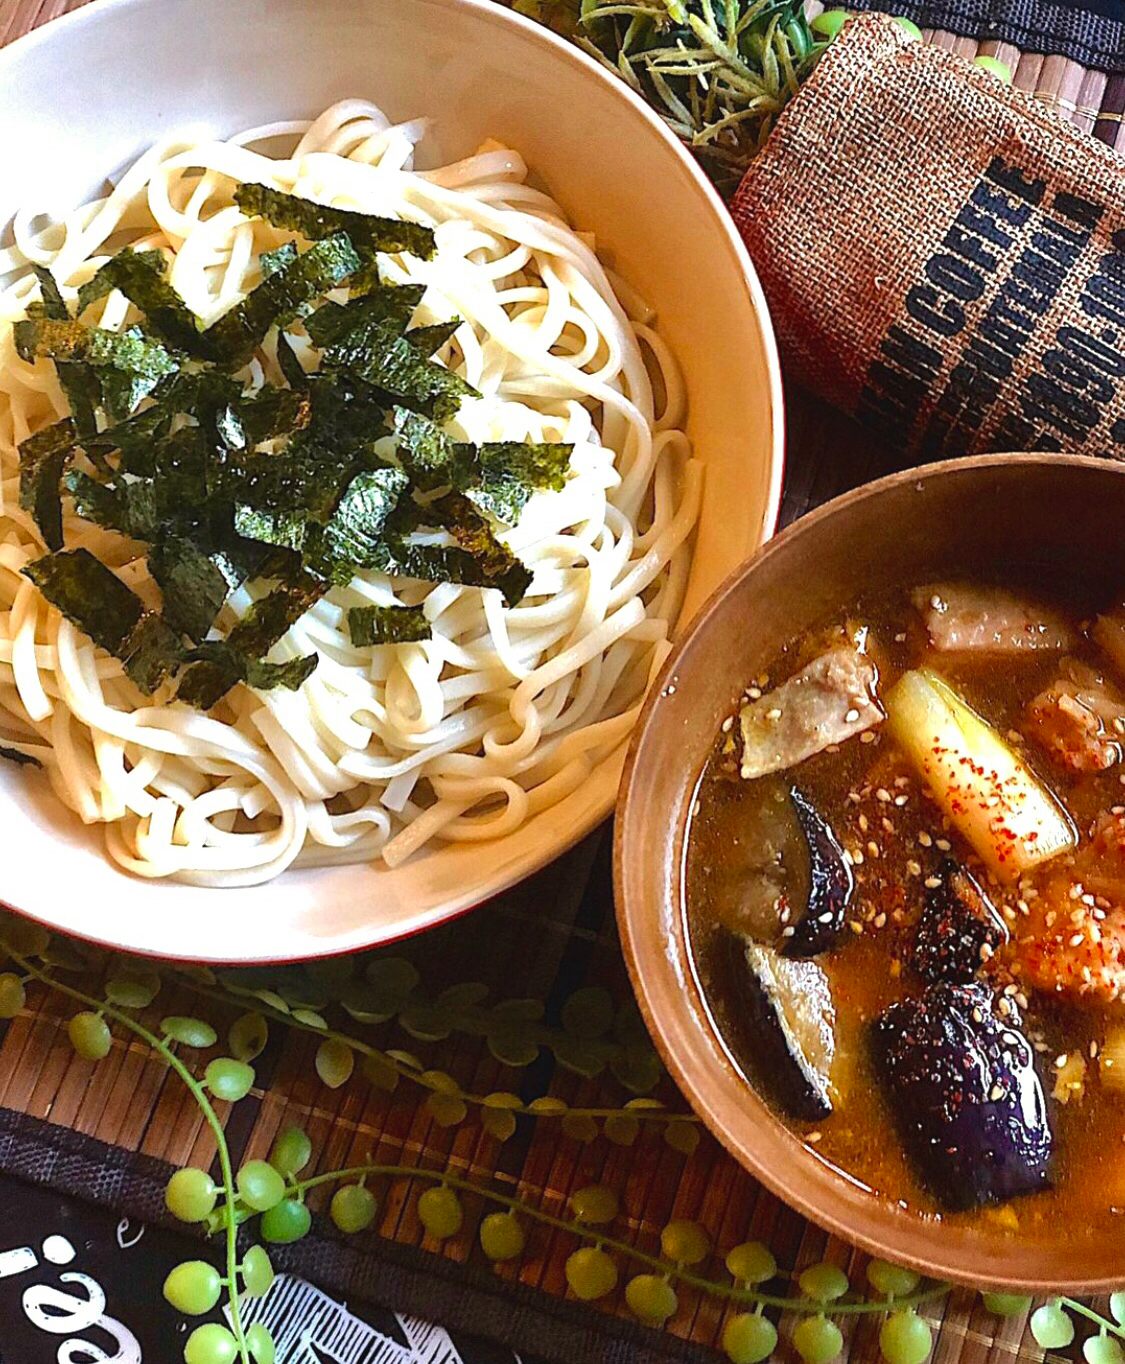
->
[575,0,823,195]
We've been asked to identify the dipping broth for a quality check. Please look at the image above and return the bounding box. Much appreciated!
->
[685,579,1125,1233]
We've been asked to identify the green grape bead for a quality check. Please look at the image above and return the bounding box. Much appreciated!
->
[1112,1294,1125,1326]
[331,1184,378,1234]
[68,1011,111,1061]
[981,1292,1031,1316]
[246,1323,275,1364]
[568,1184,618,1224]
[241,1245,275,1297]
[183,1323,239,1364]
[793,1315,844,1364]
[625,1274,678,1325]
[204,1057,255,1102]
[722,1313,778,1364]
[565,1246,618,1301]
[893,16,923,38]
[162,1261,221,1315]
[418,1186,463,1240]
[1030,1304,1074,1350]
[237,1160,285,1212]
[165,1168,217,1224]
[799,1262,849,1303]
[479,1211,524,1262]
[1087,1337,1125,1364]
[866,1260,920,1299]
[0,973,25,1019]
[660,1219,710,1265]
[725,1242,777,1285]
[810,9,849,39]
[260,1198,312,1244]
[269,1125,312,1177]
[972,55,1012,82]
[880,1311,933,1364]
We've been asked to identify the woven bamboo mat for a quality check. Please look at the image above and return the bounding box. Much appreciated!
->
[1,1,1122,1360]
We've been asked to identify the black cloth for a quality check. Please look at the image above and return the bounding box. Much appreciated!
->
[846,0,1125,73]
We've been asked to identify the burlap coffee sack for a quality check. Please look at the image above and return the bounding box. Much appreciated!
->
[732,14,1125,458]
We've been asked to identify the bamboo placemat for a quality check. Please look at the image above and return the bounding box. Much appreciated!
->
[1,2,1122,1361]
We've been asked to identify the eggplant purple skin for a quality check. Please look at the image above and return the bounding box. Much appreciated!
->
[873,982,1053,1211]
[913,857,1010,984]
[781,786,854,958]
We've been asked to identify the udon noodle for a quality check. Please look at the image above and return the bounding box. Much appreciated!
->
[0,100,700,886]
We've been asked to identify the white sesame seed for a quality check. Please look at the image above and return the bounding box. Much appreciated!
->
[1091,1040,1100,1058]
[894,632,907,643]
[907,860,922,877]
[867,841,880,859]
[935,838,951,851]
[1070,933,1086,948]
[1056,1054,1069,1068]
[845,708,860,723]
[766,708,782,721]
[852,850,865,865]
[882,818,895,834]
[924,876,941,889]
[918,832,933,847]
[894,794,908,807]
[858,814,869,832]
[721,715,734,733]
[876,788,891,802]
[849,920,863,935]
[874,913,887,929]
[781,926,795,937]
[860,731,876,744]
[972,1007,984,1023]
[746,687,762,700]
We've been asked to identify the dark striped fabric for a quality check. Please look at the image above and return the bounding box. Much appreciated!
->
[846,0,1125,72]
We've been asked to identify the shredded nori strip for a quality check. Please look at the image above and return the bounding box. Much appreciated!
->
[304,284,425,349]
[75,249,207,356]
[406,320,460,358]
[470,440,572,524]
[319,314,477,422]
[0,744,42,768]
[205,233,361,369]
[260,242,298,280]
[348,604,430,647]
[314,466,409,574]
[14,317,182,382]
[178,642,318,709]
[226,577,326,659]
[147,537,230,644]
[19,418,78,551]
[275,332,308,392]
[121,613,184,694]
[33,265,70,320]
[235,182,436,261]
[392,408,473,492]
[25,549,144,654]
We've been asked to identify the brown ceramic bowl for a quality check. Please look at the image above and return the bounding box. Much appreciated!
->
[615,452,1125,1292]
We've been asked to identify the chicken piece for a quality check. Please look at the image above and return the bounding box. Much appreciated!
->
[1005,811,1125,1008]
[1025,659,1125,774]
[738,646,881,780]
[913,584,1077,654]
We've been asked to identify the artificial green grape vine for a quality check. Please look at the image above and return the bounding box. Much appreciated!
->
[2,945,266,1364]
[2,915,1124,1364]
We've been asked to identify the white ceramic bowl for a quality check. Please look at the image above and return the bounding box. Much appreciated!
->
[0,0,783,961]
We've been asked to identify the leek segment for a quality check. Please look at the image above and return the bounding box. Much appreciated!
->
[885,669,1075,880]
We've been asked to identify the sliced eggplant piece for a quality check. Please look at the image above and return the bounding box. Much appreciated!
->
[873,982,1053,1210]
[913,857,1009,984]
[735,936,836,1121]
[782,787,854,958]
